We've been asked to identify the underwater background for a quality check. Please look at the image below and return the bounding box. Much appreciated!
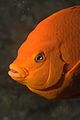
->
[0,0,80,120]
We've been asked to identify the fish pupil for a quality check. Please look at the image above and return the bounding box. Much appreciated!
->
[36,55,43,61]
[35,52,44,62]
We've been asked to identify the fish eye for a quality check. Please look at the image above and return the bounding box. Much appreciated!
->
[35,52,45,63]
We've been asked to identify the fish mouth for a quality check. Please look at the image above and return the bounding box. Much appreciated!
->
[8,64,28,82]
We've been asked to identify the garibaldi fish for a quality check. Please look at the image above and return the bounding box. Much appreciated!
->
[8,6,80,100]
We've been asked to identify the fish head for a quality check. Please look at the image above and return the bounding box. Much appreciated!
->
[8,28,57,89]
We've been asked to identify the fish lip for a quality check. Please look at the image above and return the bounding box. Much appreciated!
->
[8,70,27,84]
[8,64,29,82]
[8,70,25,78]
[9,68,19,73]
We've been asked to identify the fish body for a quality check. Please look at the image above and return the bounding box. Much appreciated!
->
[8,6,80,100]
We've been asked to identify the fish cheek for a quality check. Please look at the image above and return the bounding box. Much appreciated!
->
[24,59,50,90]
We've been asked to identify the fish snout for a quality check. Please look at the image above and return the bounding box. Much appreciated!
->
[8,64,29,81]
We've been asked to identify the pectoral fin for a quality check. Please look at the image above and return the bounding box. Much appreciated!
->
[65,60,80,81]
[58,60,80,99]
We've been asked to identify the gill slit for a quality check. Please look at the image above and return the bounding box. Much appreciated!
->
[45,52,52,87]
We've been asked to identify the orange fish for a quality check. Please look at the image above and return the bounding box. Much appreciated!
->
[8,6,80,100]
